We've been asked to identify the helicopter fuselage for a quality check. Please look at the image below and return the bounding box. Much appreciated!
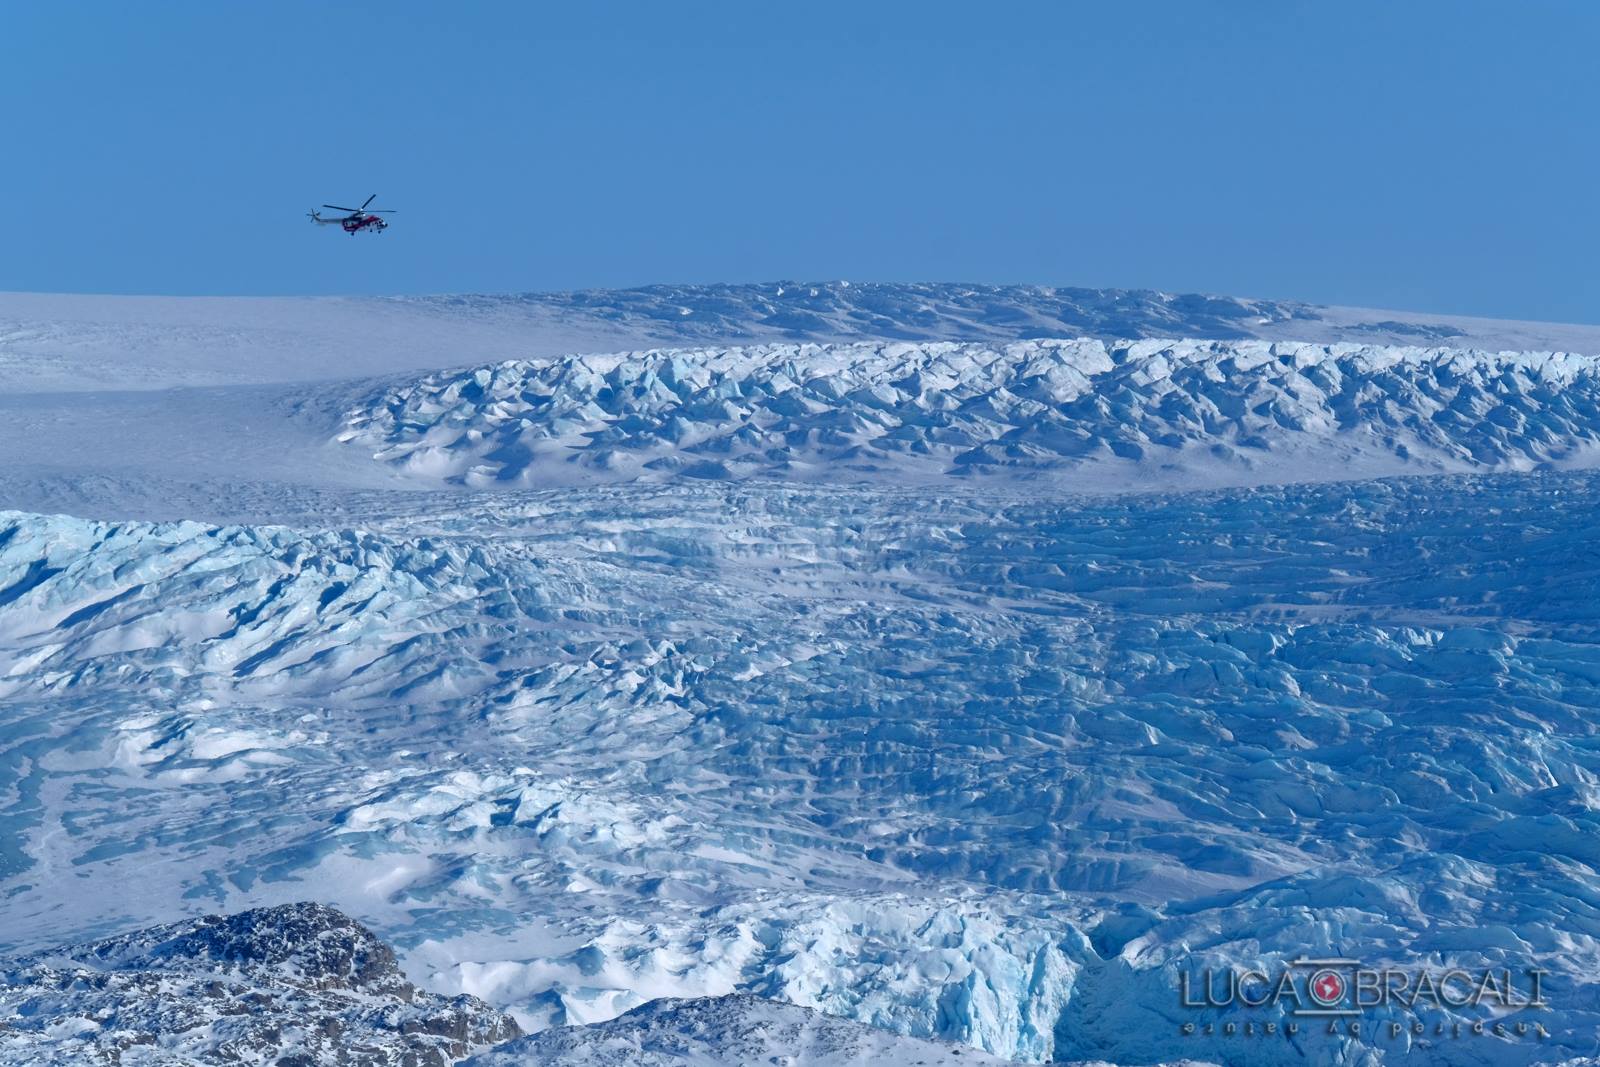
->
[308,197,392,235]
[341,214,386,234]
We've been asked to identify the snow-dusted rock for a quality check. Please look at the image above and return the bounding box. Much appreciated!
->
[0,902,520,1065]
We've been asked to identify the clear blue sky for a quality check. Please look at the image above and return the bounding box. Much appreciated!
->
[5,1,1597,321]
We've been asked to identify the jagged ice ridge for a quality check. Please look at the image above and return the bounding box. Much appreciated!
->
[338,339,1600,489]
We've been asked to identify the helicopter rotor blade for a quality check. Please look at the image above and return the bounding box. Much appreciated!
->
[323,204,359,212]
[360,194,377,210]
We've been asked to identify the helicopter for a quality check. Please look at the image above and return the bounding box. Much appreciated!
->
[307,194,395,235]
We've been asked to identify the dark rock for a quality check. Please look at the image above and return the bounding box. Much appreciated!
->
[0,902,522,1065]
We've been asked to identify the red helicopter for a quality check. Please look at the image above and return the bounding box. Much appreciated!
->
[307,194,395,236]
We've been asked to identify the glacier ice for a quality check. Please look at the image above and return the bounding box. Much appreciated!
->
[461,993,1022,1066]
[7,293,1600,1064]
[3,464,1600,1063]
[337,339,1600,490]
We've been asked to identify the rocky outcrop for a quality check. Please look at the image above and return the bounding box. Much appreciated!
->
[0,903,520,1065]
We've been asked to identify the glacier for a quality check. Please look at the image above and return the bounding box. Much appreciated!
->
[462,993,1019,1066]
[2,283,1600,1065]
[338,339,1600,489]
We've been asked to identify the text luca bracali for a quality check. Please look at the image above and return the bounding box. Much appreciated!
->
[1178,957,1551,1044]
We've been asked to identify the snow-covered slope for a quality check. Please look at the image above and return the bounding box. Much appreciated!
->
[9,280,1600,394]
[338,339,1600,489]
[0,902,520,1065]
